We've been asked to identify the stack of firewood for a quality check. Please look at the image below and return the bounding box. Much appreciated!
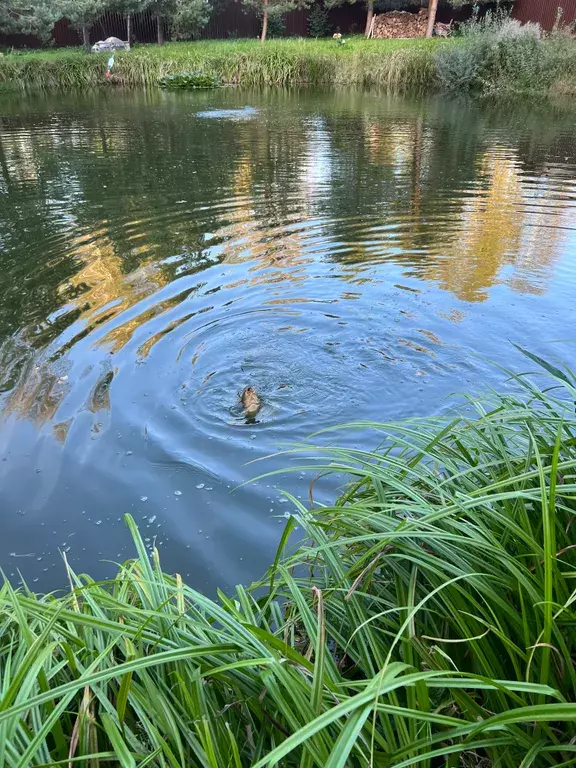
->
[370,8,428,38]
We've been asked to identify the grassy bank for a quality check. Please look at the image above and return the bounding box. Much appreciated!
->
[0,37,451,92]
[2,34,575,95]
[2,352,576,766]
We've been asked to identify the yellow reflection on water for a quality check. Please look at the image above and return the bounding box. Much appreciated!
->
[422,151,566,302]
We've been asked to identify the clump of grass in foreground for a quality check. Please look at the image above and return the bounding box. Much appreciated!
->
[2,350,576,766]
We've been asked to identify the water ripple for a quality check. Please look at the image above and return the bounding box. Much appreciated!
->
[0,90,576,591]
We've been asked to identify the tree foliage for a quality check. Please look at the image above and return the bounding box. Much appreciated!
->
[0,0,513,50]
[242,0,311,41]
[55,0,109,49]
[56,0,107,30]
[171,0,212,40]
[0,0,213,47]
[0,0,60,42]
[308,1,330,37]
[108,0,149,13]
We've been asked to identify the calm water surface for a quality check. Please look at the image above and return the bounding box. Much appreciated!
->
[1,89,575,591]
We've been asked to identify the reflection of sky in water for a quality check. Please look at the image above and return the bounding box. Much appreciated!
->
[195,106,259,120]
[0,89,575,592]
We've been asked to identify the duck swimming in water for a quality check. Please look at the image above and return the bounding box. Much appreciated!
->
[241,387,261,418]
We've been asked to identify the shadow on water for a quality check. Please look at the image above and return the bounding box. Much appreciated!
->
[0,88,575,592]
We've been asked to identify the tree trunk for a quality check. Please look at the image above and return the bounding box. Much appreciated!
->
[157,15,165,46]
[426,0,439,37]
[261,0,268,43]
[410,116,423,216]
[82,23,91,53]
[364,0,374,37]
[127,13,132,46]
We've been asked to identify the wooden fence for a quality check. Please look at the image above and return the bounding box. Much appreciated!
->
[512,0,576,28]
[0,1,572,49]
[0,2,370,48]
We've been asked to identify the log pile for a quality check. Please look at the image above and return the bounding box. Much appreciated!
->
[371,9,428,39]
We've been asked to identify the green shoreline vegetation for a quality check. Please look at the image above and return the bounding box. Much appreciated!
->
[0,38,442,91]
[1,29,576,94]
[2,352,576,766]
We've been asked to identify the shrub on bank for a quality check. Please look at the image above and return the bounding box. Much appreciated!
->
[308,2,330,38]
[436,12,576,93]
[1,351,576,766]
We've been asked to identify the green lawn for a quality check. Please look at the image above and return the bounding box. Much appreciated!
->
[5,35,445,60]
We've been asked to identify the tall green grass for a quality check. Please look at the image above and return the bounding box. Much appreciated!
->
[0,38,444,92]
[1,36,575,94]
[1,351,576,766]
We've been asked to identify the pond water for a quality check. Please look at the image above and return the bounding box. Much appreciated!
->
[1,89,575,592]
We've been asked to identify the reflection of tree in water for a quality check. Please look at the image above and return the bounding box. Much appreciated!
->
[0,129,80,348]
[0,338,68,428]
[317,97,573,300]
[207,111,316,284]
[409,150,569,302]
[316,103,483,264]
[0,90,575,427]
[419,152,525,303]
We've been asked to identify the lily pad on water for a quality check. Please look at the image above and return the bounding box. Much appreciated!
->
[159,72,221,89]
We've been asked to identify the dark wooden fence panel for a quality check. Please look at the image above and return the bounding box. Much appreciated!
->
[204,1,259,38]
[513,0,576,29]
[0,30,39,48]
